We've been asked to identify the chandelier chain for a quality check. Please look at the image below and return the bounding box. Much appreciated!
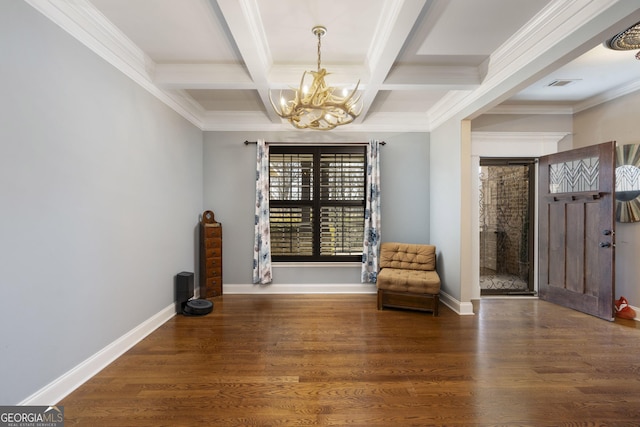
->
[317,31,321,71]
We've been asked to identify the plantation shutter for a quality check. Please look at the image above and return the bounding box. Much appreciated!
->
[269,146,365,261]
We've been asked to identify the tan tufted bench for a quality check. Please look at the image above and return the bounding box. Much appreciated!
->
[376,242,441,316]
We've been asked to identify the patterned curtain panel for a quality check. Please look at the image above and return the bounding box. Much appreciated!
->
[253,139,272,284]
[361,139,381,283]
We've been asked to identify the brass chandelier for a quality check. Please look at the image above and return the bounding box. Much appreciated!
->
[269,26,362,130]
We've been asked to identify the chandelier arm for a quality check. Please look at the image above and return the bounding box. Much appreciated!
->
[338,80,360,103]
[298,71,308,93]
[268,90,284,117]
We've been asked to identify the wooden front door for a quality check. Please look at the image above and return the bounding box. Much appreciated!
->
[538,141,616,320]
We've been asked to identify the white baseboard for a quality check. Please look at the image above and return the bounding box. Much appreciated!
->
[22,291,630,406]
[19,303,176,406]
[227,284,476,316]
[15,287,481,405]
[224,283,378,294]
[440,291,475,315]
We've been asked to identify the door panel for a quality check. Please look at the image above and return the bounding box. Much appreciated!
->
[538,141,616,320]
[585,203,600,296]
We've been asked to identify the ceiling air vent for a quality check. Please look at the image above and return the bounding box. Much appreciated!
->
[546,79,580,87]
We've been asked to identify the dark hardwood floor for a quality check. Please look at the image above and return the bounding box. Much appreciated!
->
[60,294,640,426]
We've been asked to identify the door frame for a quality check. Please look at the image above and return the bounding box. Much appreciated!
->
[479,158,536,295]
[470,132,571,301]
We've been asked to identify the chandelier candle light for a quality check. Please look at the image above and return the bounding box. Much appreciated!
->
[270,26,362,130]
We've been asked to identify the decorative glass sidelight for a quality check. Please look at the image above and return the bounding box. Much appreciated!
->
[549,157,599,193]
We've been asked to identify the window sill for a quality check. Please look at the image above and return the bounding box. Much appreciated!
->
[273,262,361,268]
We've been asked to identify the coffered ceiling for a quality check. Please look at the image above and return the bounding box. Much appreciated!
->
[26,0,640,132]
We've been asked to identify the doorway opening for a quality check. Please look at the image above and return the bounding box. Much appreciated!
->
[479,158,535,296]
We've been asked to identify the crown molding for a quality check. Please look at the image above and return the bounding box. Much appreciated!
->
[24,0,206,129]
[25,0,640,133]
[471,131,571,144]
[486,104,574,115]
[24,0,150,79]
[201,111,281,132]
[25,0,429,133]
[471,131,571,157]
[481,0,578,83]
[427,90,472,127]
[574,77,640,113]
[487,75,640,115]
[201,111,431,133]
[427,0,640,130]
[427,0,580,128]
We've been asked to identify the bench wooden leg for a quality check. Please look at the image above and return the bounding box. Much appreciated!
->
[433,294,439,316]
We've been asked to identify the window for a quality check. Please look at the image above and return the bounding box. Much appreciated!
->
[269,145,366,262]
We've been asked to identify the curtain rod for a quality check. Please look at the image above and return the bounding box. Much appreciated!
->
[243,140,385,145]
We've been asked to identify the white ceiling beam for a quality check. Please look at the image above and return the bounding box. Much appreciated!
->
[155,63,368,91]
[428,0,640,129]
[155,62,481,92]
[268,65,368,91]
[383,65,480,90]
[215,0,282,123]
[355,0,429,123]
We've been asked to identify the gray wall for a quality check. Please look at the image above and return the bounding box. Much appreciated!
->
[203,131,430,290]
[429,119,465,301]
[472,113,574,151]
[471,114,573,133]
[0,2,203,404]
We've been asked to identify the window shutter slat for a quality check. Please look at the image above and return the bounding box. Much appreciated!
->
[269,146,366,261]
[320,206,364,256]
[269,206,314,256]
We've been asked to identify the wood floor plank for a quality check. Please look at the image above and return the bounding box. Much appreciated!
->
[59,295,640,426]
